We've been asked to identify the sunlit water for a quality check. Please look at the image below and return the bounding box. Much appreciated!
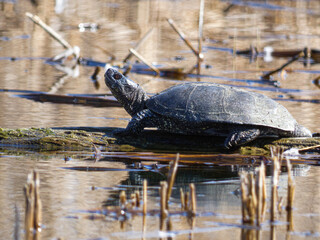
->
[0,0,320,239]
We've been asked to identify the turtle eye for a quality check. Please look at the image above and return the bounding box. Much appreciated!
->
[113,73,122,80]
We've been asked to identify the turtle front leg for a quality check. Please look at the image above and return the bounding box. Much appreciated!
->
[116,109,157,136]
[224,128,260,149]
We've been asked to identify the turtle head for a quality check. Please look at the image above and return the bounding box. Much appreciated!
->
[293,123,312,137]
[104,66,149,116]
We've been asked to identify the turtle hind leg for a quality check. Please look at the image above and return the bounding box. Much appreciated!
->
[224,128,261,149]
[115,109,157,136]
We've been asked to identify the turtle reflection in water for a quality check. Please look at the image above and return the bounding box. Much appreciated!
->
[104,67,312,149]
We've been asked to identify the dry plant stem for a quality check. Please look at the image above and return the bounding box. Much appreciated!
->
[24,171,42,239]
[33,172,42,230]
[249,173,257,224]
[256,162,265,226]
[135,191,140,208]
[123,28,153,63]
[271,154,280,224]
[142,180,147,238]
[160,182,168,219]
[286,158,295,231]
[24,179,35,236]
[130,193,136,207]
[189,183,197,216]
[240,172,248,223]
[298,144,320,152]
[120,191,126,209]
[197,0,205,75]
[261,163,267,222]
[180,188,185,210]
[129,48,160,75]
[184,191,190,211]
[166,153,180,209]
[244,173,251,223]
[26,12,73,50]
[167,18,200,57]
[143,180,147,216]
[160,182,168,231]
[262,51,304,80]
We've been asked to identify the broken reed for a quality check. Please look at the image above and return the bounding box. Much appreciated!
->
[24,171,42,239]
[179,184,197,217]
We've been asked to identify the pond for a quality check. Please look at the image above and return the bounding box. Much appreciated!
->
[0,0,319,239]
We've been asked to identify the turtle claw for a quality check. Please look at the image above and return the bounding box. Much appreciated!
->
[224,128,261,149]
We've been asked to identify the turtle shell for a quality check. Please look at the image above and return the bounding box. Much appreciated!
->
[146,83,296,131]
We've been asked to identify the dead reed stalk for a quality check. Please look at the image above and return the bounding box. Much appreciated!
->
[270,147,282,224]
[24,171,42,240]
[26,12,73,50]
[129,48,160,75]
[180,188,185,210]
[160,181,168,231]
[189,183,197,216]
[166,153,180,209]
[197,0,205,75]
[167,18,200,57]
[286,158,295,231]
[143,179,147,216]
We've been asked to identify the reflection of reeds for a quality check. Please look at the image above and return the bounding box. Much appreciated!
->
[24,171,42,240]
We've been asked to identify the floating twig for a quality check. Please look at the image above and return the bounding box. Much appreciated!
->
[123,28,154,63]
[129,48,160,75]
[298,144,320,153]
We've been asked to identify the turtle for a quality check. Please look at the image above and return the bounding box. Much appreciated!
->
[104,67,312,148]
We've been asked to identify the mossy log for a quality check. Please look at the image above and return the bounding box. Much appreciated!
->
[0,127,319,154]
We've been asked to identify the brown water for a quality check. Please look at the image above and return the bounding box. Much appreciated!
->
[0,0,320,239]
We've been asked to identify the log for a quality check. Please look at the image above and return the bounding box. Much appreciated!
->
[0,127,319,154]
